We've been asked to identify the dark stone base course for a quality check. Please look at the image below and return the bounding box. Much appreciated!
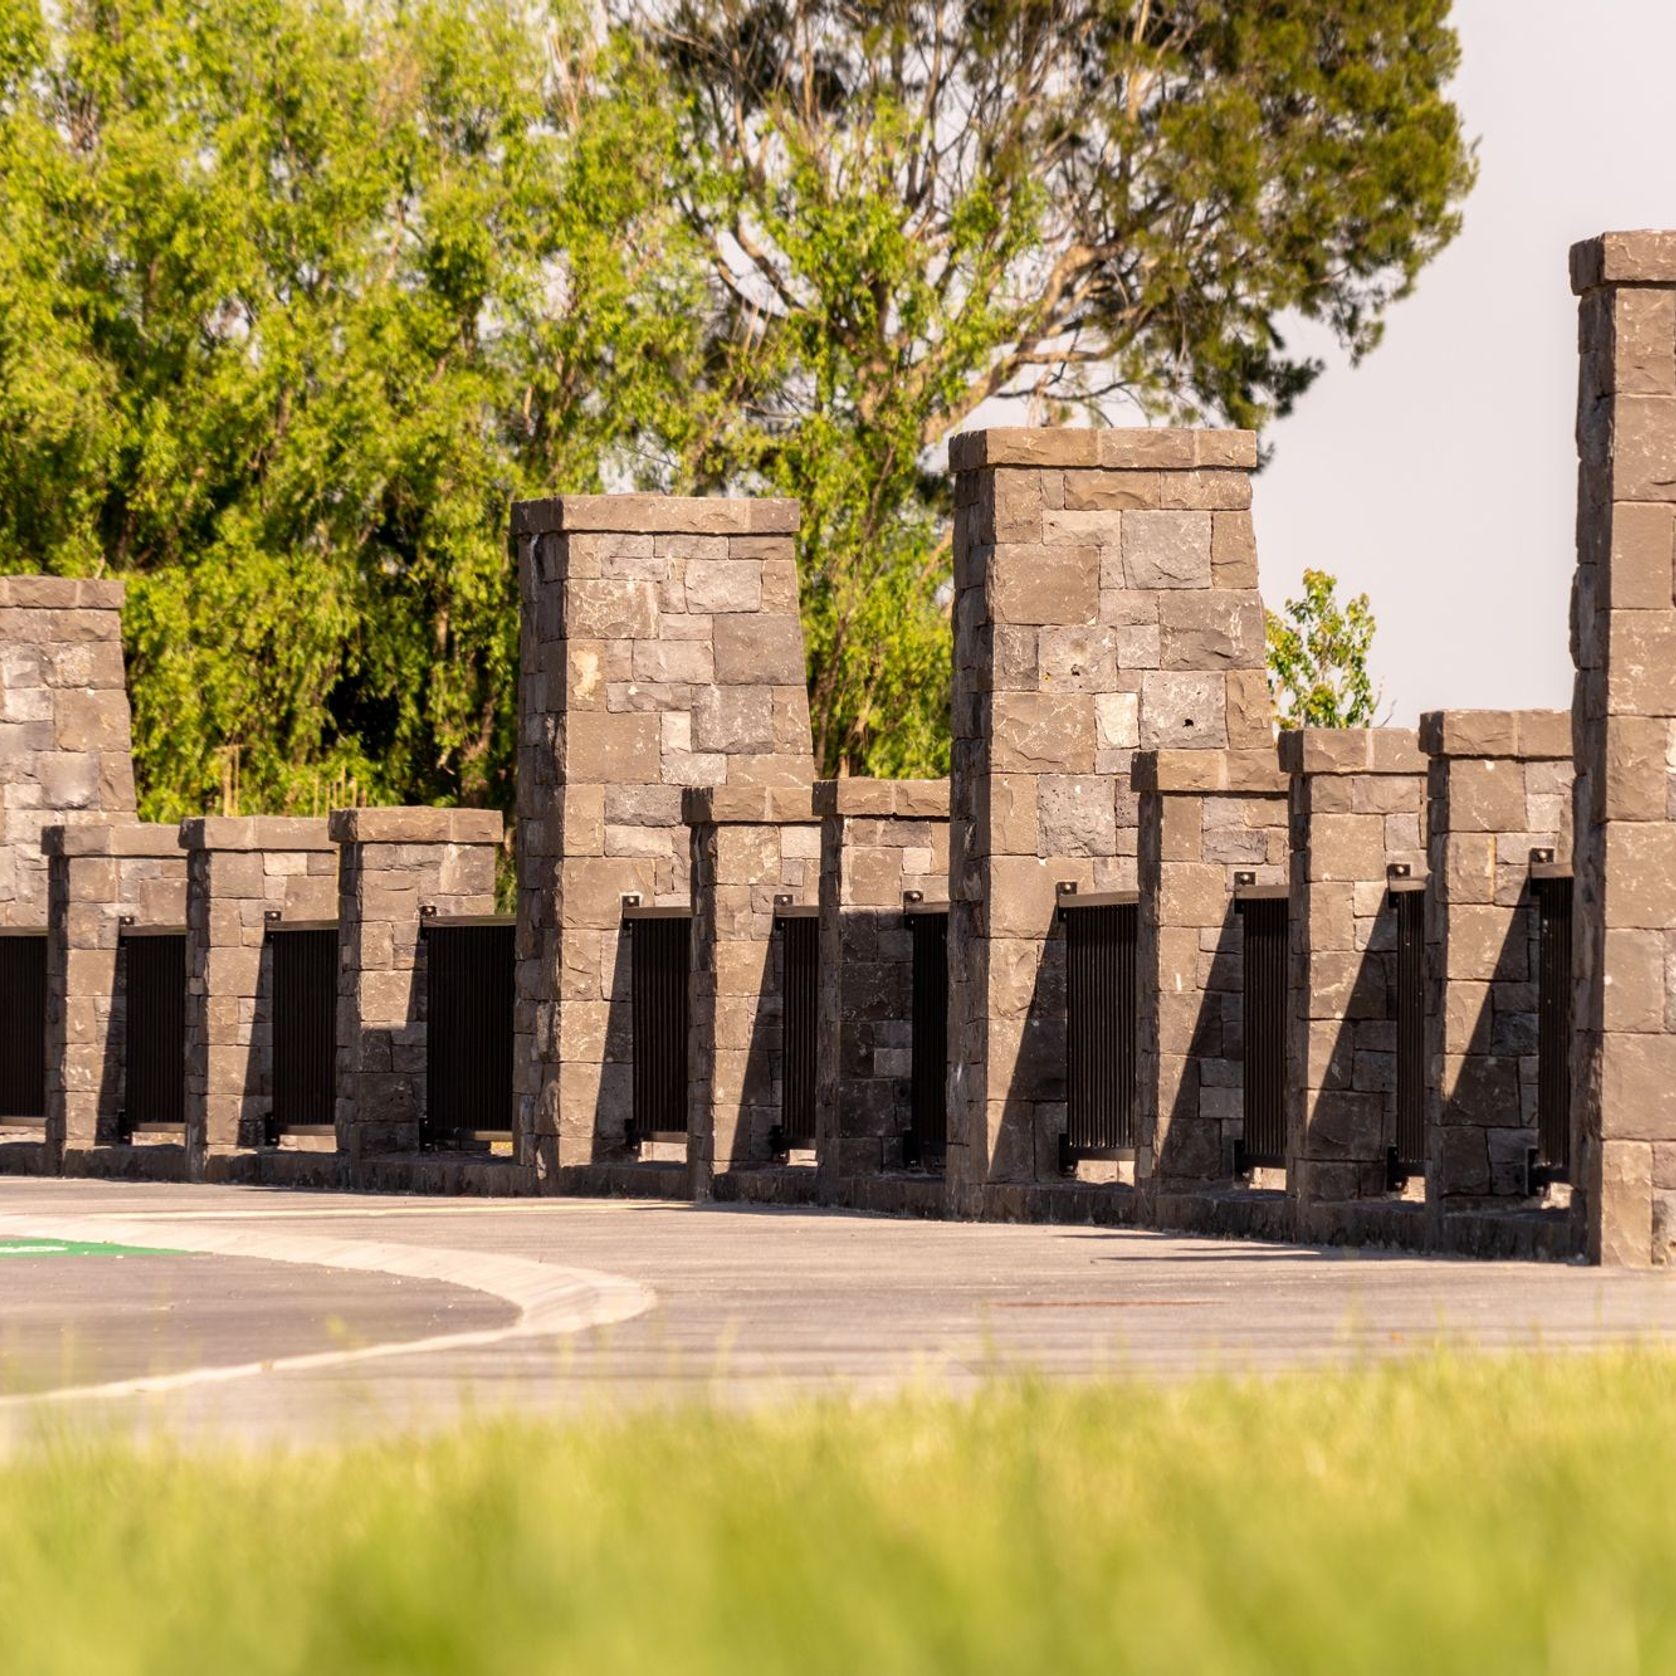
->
[8,1140,1585,1260]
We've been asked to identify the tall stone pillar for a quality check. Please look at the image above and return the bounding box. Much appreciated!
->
[812,777,950,1206]
[1421,710,1572,1220]
[329,808,500,1163]
[945,427,1268,1216]
[0,576,136,932]
[511,495,814,1189]
[1281,728,1428,1217]
[1570,232,1676,1263]
[180,817,337,1174]
[684,787,820,1199]
[43,822,187,1163]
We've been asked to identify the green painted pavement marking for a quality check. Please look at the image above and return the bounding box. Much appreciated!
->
[0,1237,191,1258]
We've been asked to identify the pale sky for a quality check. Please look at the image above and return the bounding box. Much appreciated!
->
[1253,0,1676,724]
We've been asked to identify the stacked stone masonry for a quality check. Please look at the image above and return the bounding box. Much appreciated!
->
[512,496,815,1186]
[812,778,950,1201]
[683,787,820,1199]
[180,817,338,1172]
[1571,233,1676,1265]
[1282,729,1429,1208]
[329,808,501,1163]
[1135,750,1290,1188]
[0,577,135,929]
[1421,710,1573,1218]
[43,822,187,1161]
[946,430,1269,1215]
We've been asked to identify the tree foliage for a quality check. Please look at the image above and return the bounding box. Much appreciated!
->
[1265,568,1381,729]
[626,0,1474,771]
[0,0,705,818]
[0,0,1470,811]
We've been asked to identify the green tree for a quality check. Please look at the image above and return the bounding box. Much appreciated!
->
[626,0,1474,773]
[0,0,707,819]
[1265,568,1382,728]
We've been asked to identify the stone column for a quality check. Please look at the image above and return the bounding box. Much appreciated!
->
[43,822,187,1162]
[511,494,814,1187]
[812,777,950,1203]
[180,817,337,1174]
[1134,750,1289,1187]
[1570,232,1676,1263]
[684,787,821,1199]
[1280,729,1429,1216]
[1421,710,1572,1218]
[945,427,1268,1215]
[1,576,135,929]
[329,808,501,1162]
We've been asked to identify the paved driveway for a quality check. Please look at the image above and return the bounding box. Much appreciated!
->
[1,1179,1673,1443]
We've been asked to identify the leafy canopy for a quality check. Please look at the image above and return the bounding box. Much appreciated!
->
[628,0,1474,771]
[1265,568,1383,729]
[0,0,705,818]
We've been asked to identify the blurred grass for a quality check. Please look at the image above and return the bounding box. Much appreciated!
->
[3,1350,1674,1674]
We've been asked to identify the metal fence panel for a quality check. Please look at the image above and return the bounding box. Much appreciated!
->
[776,912,818,1146]
[423,920,514,1144]
[1063,901,1138,1153]
[908,909,949,1159]
[629,912,690,1140]
[270,927,336,1132]
[1393,886,1427,1176]
[1237,895,1287,1170]
[1534,876,1573,1179]
[122,931,186,1132]
[0,934,47,1119]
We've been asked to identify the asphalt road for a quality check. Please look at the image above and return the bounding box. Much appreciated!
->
[2,1178,1674,1444]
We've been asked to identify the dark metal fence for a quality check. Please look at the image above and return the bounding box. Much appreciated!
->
[0,932,47,1122]
[627,906,690,1143]
[1235,891,1288,1171]
[1392,883,1427,1181]
[422,916,514,1147]
[120,928,186,1136]
[906,904,948,1165]
[268,923,337,1139]
[1533,873,1573,1180]
[774,906,819,1150]
[1058,891,1138,1169]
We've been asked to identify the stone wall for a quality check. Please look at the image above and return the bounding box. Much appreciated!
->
[511,495,814,1187]
[1281,729,1428,1207]
[685,786,820,1200]
[945,428,1268,1214]
[812,778,950,1200]
[329,808,500,1162]
[43,822,187,1160]
[1421,710,1572,1214]
[1570,232,1676,1264]
[180,817,337,1172]
[1134,750,1289,1188]
[0,577,135,929]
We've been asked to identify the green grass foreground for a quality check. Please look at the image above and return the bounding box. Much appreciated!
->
[4,1352,1674,1674]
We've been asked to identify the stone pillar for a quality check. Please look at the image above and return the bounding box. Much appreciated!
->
[43,822,186,1161]
[1280,729,1428,1214]
[684,787,821,1199]
[180,817,337,1174]
[329,808,501,1161]
[1,576,135,929]
[1134,750,1289,1187]
[1570,232,1676,1263]
[945,427,1267,1214]
[1421,710,1572,1217]
[812,778,950,1202]
[511,494,814,1186]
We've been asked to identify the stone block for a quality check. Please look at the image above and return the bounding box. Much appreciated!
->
[991,545,1098,626]
[565,711,661,783]
[990,693,1094,774]
[1607,503,1676,609]
[1158,592,1263,671]
[1121,512,1213,589]
[685,559,762,614]
[1140,672,1227,750]
[1446,759,1531,833]
[713,615,808,686]
[1036,776,1117,859]
[1604,823,1676,929]
[1037,625,1116,691]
